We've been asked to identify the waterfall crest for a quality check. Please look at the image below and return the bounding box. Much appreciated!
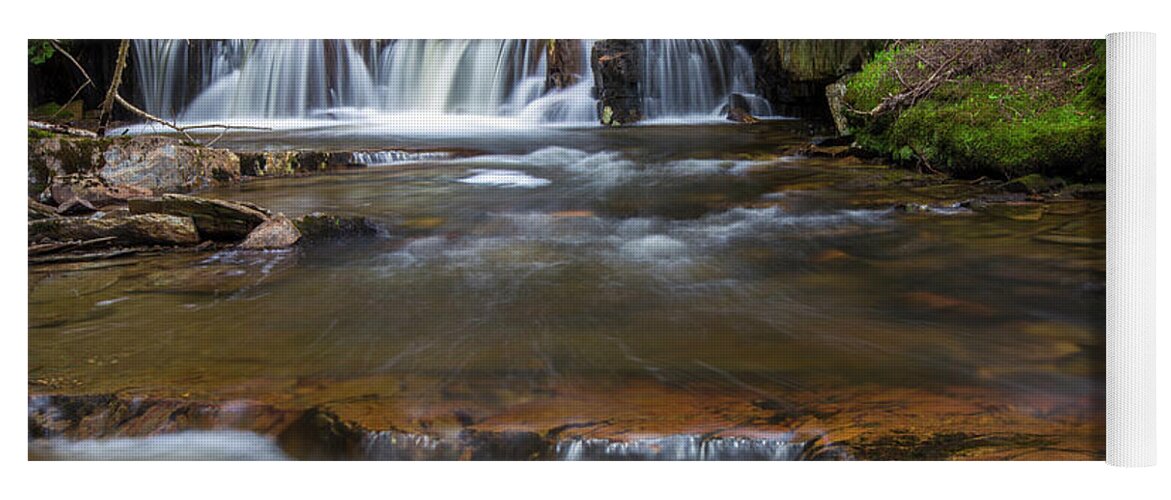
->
[131,39,772,125]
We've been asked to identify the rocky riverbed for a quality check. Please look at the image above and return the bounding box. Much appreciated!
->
[28,122,1105,460]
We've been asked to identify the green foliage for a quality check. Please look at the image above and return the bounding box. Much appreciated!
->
[28,40,56,65]
[843,44,1106,181]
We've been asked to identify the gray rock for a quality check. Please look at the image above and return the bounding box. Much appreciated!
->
[28,136,240,197]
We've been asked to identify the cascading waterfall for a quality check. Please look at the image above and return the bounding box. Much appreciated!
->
[131,39,772,125]
[642,39,772,118]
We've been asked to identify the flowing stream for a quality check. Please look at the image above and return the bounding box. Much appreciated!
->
[29,41,1104,459]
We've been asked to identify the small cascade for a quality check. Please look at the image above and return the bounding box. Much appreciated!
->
[349,150,452,166]
[555,435,807,460]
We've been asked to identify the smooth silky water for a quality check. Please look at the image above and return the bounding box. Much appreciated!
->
[29,40,1104,459]
[28,122,1105,459]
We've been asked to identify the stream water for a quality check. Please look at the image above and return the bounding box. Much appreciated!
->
[29,121,1105,460]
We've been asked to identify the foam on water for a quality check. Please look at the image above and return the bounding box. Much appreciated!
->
[459,169,552,188]
[29,431,289,460]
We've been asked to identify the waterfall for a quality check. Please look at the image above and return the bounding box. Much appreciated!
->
[642,39,772,118]
[131,39,770,125]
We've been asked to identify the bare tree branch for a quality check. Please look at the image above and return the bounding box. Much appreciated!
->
[44,39,270,145]
[97,40,130,136]
[47,40,93,121]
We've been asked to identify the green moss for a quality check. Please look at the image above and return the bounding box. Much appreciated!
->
[28,128,55,139]
[844,45,1106,181]
[843,46,902,112]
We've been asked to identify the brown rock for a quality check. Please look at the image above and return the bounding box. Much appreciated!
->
[239,214,302,249]
[28,213,200,246]
[129,194,269,240]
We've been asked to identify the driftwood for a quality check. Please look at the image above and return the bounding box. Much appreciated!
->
[28,120,97,138]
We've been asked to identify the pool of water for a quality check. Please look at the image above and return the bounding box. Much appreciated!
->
[28,122,1106,459]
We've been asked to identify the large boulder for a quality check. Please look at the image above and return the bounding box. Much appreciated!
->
[239,214,302,249]
[546,39,583,90]
[591,40,644,127]
[28,136,240,197]
[128,194,268,241]
[754,40,883,118]
[28,213,200,246]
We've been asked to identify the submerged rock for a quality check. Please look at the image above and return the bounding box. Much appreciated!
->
[293,212,380,241]
[28,213,200,246]
[129,194,268,240]
[591,39,644,126]
[239,214,302,249]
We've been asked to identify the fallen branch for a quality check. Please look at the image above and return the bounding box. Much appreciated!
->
[28,237,118,256]
[28,120,97,138]
[113,94,270,144]
[29,247,143,264]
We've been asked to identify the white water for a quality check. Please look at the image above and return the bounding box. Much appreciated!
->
[130,39,773,127]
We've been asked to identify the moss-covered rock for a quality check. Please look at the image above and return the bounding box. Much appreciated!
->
[842,41,1106,181]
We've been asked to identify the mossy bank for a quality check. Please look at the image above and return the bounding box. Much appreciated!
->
[839,40,1106,182]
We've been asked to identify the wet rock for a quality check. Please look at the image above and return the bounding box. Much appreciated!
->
[129,194,268,241]
[293,213,380,241]
[239,214,302,249]
[546,39,583,89]
[28,213,200,246]
[1002,174,1062,194]
[724,93,761,124]
[754,40,883,118]
[29,136,240,197]
[969,201,1046,221]
[237,151,337,177]
[591,39,644,126]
